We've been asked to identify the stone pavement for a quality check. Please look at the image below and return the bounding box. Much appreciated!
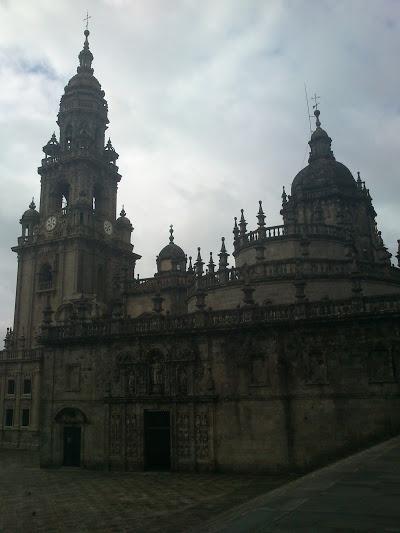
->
[0,452,294,533]
[195,435,400,533]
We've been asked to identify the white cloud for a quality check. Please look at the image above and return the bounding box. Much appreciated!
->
[0,0,399,344]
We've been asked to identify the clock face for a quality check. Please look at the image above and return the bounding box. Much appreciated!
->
[104,220,113,235]
[45,216,57,232]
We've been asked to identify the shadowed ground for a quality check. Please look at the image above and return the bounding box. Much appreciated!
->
[0,453,294,533]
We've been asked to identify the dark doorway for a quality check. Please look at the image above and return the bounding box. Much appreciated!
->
[63,426,81,466]
[144,411,171,470]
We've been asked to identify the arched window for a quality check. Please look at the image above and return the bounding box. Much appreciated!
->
[39,263,53,290]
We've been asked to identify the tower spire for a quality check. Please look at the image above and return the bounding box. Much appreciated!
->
[77,28,94,74]
[308,107,335,163]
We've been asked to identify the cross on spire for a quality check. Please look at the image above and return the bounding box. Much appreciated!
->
[83,11,91,31]
[311,93,320,111]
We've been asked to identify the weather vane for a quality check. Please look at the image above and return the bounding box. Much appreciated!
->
[83,11,91,31]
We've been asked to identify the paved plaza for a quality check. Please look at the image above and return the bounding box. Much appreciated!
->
[1,437,400,532]
[0,452,293,533]
[197,435,400,532]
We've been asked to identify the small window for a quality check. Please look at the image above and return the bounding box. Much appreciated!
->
[7,379,15,395]
[21,409,30,427]
[23,379,32,395]
[5,409,14,427]
[39,264,53,290]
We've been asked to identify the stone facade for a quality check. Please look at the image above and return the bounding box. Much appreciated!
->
[1,30,400,472]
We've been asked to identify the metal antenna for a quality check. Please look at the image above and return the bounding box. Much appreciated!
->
[304,83,312,135]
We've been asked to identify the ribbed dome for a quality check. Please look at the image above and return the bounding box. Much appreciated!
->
[291,109,357,196]
[158,242,186,260]
[291,159,357,196]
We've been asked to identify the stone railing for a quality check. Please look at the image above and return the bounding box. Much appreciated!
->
[188,259,353,296]
[39,294,400,345]
[127,274,194,294]
[0,349,43,362]
[237,223,349,252]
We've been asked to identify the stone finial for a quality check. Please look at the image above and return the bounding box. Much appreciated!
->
[218,237,229,271]
[257,200,266,228]
[29,197,36,210]
[281,186,287,205]
[187,256,193,273]
[194,247,204,277]
[233,217,240,240]
[239,209,247,236]
[208,252,215,274]
[169,224,174,243]
[120,205,126,217]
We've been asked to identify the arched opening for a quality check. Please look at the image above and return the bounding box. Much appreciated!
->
[38,263,53,290]
[92,183,105,214]
[55,408,88,467]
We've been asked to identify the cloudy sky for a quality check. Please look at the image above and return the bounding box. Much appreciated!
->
[0,0,399,343]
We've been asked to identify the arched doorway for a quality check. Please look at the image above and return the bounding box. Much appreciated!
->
[55,407,88,467]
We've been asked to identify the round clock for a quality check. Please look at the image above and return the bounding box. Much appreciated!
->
[45,216,57,232]
[104,220,113,235]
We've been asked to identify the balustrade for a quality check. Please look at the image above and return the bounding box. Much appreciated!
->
[39,294,400,345]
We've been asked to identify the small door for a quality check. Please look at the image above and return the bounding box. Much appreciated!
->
[144,411,171,470]
[63,426,81,466]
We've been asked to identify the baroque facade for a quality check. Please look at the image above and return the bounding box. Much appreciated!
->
[1,30,400,472]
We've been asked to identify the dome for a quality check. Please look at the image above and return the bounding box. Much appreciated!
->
[21,200,40,220]
[158,225,186,261]
[291,158,357,196]
[65,72,102,91]
[116,207,131,227]
[291,108,357,197]
[158,242,186,261]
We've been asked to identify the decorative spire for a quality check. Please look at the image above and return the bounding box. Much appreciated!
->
[308,108,335,163]
[120,205,126,217]
[257,200,266,227]
[194,247,204,277]
[239,209,247,236]
[281,186,287,205]
[29,197,36,210]
[77,29,94,74]
[233,217,240,241]
[104,138,119,163]
[42,132,60,159]
[169,224,174,243]
[187,256,193,273]
[356,171,363,188]
[207,252,215,274]
[218,237,229,271]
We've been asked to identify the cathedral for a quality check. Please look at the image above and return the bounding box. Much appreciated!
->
[1,29,400,472]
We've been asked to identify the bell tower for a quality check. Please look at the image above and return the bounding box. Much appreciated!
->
[11,29,141,349]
